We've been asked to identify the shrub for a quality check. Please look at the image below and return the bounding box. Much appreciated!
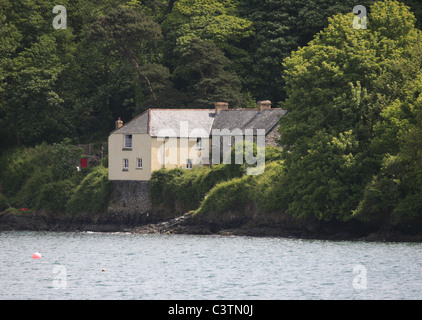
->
[36,180,76,213]
[0,193,9,212]
[150,163,245,213]
[0,144,52,198]
[194,175,253,217]
[50,139,82,180]
[251,161,285,212]
[66,167,112,214]
[150,168,184,206]
[15,169,52,208]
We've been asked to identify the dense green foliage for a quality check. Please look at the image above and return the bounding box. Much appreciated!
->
[1,0,422,227]
[3,0,421,149]
[194,161,285,218]
[152,1,422,229]
[277,0,422,224]
[0,143,111,215]
[150,163,245,214]
[67,167,112,214]
[150,144,283,216]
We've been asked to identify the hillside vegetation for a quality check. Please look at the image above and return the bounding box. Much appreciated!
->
[1,1,422,235]
[0,141,111,216]
[151,1,422,234]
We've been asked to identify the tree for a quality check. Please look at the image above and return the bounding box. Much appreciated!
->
[0,28,76,146]
[89,5,188,114]
[135,62,187,110]
[354,73,422,223]
[88,6,163,104]
[0,11,22,150]
[238,0,375,105]
[162,0,253,107]
[173,39,246,108]
[277,0,422,221]
[401,0,422,29]
[163,0,252,48]
[0,0,77,147]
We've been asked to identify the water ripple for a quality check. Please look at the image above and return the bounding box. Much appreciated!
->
[0,231,421,299]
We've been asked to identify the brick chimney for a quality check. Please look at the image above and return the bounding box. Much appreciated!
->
[257,100,271,112]
[115,117,123,130]
[215,102,229,114]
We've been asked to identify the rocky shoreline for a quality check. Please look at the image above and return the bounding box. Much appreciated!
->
[1,210,421,242]
[130,215,422,242]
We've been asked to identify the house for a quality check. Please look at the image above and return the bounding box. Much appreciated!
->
[108,101,286,181]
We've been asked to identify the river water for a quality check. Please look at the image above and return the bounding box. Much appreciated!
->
[0,231,421,300]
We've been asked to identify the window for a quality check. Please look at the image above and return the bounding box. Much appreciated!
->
[137,158,143,169]
[124,134,132,149]
[196,137,202,150]
[227,136,231,146]
[123,158,129,171]
[186,159,193,169]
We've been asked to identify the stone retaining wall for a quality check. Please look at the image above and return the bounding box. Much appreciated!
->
[107,180,152,220]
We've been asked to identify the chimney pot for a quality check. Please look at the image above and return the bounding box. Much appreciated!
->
[215,102,229,114]
[258,100,271,112]
[115,117,123,130]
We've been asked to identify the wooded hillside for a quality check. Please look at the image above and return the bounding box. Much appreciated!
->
[1,0,422,231]
[2,0,420,148]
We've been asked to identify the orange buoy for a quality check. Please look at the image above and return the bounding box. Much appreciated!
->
[32,252,42,259]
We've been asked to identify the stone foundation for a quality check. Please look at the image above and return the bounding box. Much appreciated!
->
[107,180,152,218]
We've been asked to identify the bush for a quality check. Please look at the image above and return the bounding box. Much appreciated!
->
[50,139,82,180]
[251,161,285,212]
[393,191,422,220]
[150,145,287,219]
[194,175,253,217]
[149,145,286,220]
[0,144,52,198]
[66,167,112,214]
[0,141,113,217]
[150,163,245,214]
[150,168,185,206]
[15,169,52,208]
[36,180,76,213]
[0,193,9,212]
[193,161,286,219]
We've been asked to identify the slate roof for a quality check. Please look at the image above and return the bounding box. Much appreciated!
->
[111,108,286,137]
[212,109,286,135]
[149,109,215,138]
[111,110,149,134]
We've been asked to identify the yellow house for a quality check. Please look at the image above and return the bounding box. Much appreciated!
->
[108,101,286,181]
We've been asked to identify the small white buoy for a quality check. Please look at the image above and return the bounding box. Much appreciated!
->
[32,252,42,259]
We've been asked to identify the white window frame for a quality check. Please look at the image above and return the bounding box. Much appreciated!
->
[124,134,132,149]
[137,158,143,169]
[186,158,193,169]
[123,158,129,171]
